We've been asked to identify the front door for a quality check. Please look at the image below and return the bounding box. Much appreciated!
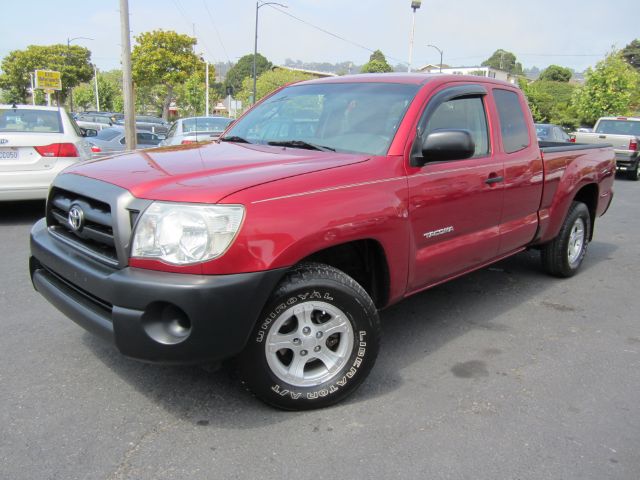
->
[406,85,504,292]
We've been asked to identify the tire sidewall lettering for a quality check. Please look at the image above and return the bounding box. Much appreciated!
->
[255,290,338,343]
[268,329,368,402]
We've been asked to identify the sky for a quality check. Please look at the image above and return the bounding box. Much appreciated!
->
[1,0,638,73]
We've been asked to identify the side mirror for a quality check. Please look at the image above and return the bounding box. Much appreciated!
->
[82,128,98,137]
[416,129,475,166]
[156,134,167,140]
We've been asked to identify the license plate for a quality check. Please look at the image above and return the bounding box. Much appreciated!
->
[0,148,19,160]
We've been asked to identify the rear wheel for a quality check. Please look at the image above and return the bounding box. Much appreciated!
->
[239,263,380,410]
[541,201,591,278]
[628,162,640,181]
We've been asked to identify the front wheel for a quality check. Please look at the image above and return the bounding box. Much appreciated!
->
[239,263,381,410]
[540,201,591,278]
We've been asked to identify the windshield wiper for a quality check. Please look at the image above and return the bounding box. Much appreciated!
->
[220,135,251,144]
[267,140,336,152]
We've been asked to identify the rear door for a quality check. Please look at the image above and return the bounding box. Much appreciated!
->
[406,84,504,291]
[491,88,544,255]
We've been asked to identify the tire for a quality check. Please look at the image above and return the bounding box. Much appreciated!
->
[541,201,591,278]
[627,163,640,181]
[239,262,380,410]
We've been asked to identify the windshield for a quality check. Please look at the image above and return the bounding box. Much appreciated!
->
[222,82,420,155]
[0,109,62,133]
[138,116,164,124]
[595,119,640,136]
[96,128,122,141]
[535,125,551,137]
[183,117,233,133]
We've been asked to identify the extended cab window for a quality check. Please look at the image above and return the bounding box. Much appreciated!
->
[494,89,530,153]
[422,96,489,158]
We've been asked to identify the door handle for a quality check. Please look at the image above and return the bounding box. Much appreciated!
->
[485,175,504,185]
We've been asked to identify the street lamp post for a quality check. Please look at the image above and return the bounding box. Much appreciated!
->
[407,1,421,72]
[67,37,93,113]
[252,1,287,105]
[427,44,443,73]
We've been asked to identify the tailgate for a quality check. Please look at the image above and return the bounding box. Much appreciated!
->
[590,133,635,150]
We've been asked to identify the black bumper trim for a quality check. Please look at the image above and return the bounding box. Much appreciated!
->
[30,218,287,364]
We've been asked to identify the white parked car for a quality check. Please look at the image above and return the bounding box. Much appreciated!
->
[160,116,234,146]
[0,105,92,201]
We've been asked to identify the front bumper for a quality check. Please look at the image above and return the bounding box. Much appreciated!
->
[30,218,286,364]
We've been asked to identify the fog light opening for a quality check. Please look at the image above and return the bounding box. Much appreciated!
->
[142,302,192,345]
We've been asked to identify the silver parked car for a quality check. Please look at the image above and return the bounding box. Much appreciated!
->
[161,116,233,146]
[86,127,162,159]
[75,112,115,131]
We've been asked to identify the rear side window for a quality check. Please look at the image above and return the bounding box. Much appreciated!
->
[0,109,62,133]
[595,120,640,136]
[423,96,489,158]
[494,89,530,153]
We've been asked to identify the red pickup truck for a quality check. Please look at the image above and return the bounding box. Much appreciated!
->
[30,74,615,410]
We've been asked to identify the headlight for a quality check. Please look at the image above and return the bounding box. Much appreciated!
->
[131,202,244,265]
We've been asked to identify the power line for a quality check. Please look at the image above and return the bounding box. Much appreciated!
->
[267,5,408,66]
[202,0,231,63]
[170,0,217,61]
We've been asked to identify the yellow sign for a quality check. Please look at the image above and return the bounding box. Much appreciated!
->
[35,70,62,90]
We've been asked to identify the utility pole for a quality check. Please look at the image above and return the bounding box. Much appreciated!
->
[93,65,100,111]
[29,73,35,105]
[120,0,136,149]
[205,61,210,116]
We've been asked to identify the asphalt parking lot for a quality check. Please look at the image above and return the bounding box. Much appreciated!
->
[1,179,638,480]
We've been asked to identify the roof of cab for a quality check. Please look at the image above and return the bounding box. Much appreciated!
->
[292,73,518,88]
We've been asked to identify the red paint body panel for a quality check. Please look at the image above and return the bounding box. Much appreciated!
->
[64,74,616,307]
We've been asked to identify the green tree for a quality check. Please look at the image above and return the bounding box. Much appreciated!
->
[174,63,217,116]
[621,39,640,72]
[572,52,640,125]
[482,49,523,75]
[70,70,120,112]
[237,68,314,105]
[224,54,272,99]
[521,78,578,128]
[538,65,572,82]
[101,70,123,112]
[132,30,200,119]
[360,50,393,73]
[0,44,93,104]
[73,83,95,111]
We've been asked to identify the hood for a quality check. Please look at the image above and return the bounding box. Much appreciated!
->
[63,141,370,203]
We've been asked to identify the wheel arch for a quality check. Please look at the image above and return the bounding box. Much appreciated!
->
[300,239,390,309]
[573,183,598,240]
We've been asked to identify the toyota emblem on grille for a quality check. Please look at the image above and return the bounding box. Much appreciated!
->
[68,205,85,232]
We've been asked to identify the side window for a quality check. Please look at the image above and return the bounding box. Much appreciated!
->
[494,89,530,153]
[422,96,489,158]
[558,128,570,142]
[166,122,177,138]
